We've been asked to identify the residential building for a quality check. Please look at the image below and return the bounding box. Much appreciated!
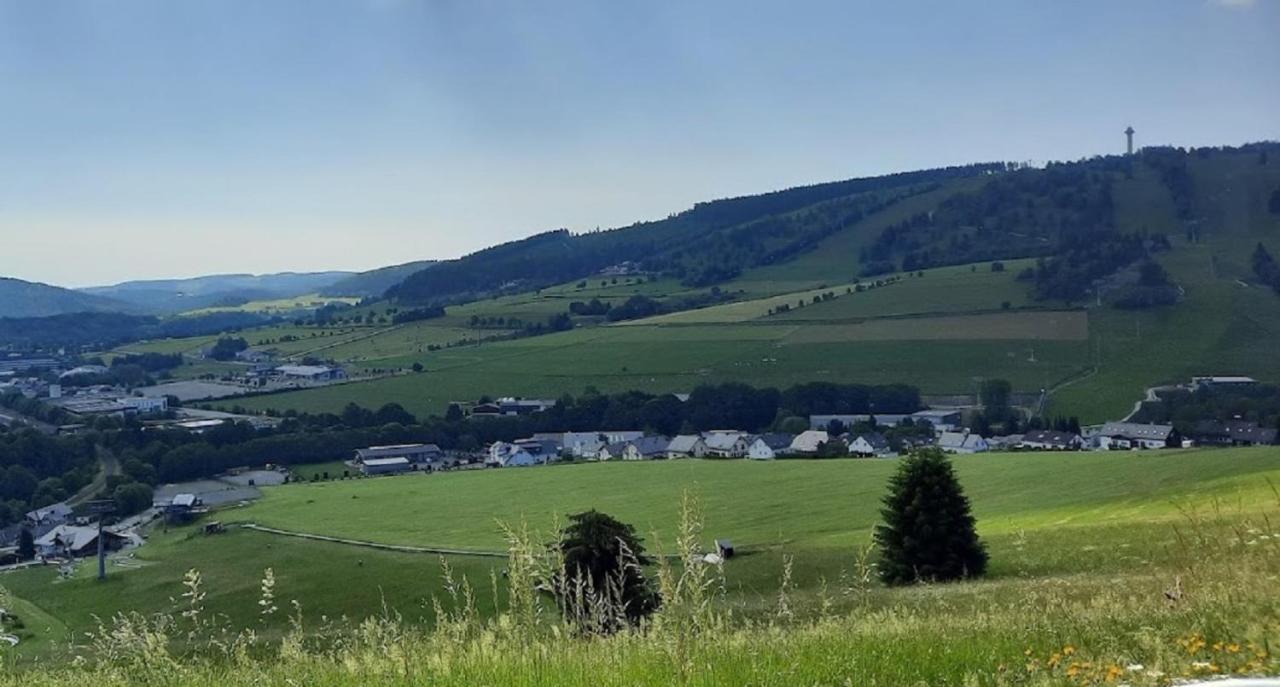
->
[747,433,794,460]
[666,435,708,459]
[910,409,964,432]
[848,433,891,457]
[623,436,671,460]
[597,441,630,461]
[703,431,750,458]
[1088,422,1174,450]
[789,430,830,455]
[1019,429,1082,451]
[34,524,127,558]
[938,431,989,454]
[26,503,74,527]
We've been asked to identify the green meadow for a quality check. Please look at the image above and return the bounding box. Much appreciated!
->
[4,447,1279,683]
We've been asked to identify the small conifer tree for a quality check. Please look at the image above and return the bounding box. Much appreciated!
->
[558,510,659,627]
[874,447,988,585]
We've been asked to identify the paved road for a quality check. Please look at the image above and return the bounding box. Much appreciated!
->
[67,447,122,507]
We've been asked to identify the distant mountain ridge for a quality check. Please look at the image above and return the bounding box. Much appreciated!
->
[0,277,134,318]
[82,271,354,314]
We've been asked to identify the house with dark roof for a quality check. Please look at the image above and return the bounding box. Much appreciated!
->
[1089,422,1174,450]
[1019,429,1082,451]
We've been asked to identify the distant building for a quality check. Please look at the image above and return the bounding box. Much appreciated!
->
[1088,422,1174,450]
[58,365,109,379]
[355,443,443,466]
[909,409,963,432]
[623,436,671,460]
[34,524,127,558]
[1018,429,1082,451]
[359,457,412,475]
[937,431,989,454]
[666,435,709,459]
[26,503,74,527]
[789,430,830,455]
[703,431,750,458]
[848,433,891,457]
[275,365,346,383]
[471,397,558,417]
[121,396,168,414]
[1190,376,1257,390]
[747,433,794,460]
[166,493,202,523]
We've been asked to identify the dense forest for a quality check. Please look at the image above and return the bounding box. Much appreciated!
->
[385,162,1008,304]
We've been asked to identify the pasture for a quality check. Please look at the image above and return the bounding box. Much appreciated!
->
[4,447,1279,672]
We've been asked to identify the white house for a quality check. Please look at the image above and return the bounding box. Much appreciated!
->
[848,433,891,457]
[702,432,749,458]
[746,437,775,460]
[789,430,830,455]
[666,435,708,459]
[596,441,630,461]
[937,431,989,454]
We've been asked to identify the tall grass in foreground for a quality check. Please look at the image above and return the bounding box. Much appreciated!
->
[2,495,1278,686]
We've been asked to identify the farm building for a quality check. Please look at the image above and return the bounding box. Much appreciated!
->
[848,433,891,457]
[703,432,750,458]
[789,430,831,455]
[359,457,412,475]
[938,431,989,454]
[34,524,127,558]
[25,502,73,527]
[666,434,709,459]
[165,493,203,523]
[275,365,346,383]
[355,443,443,465]
[1088,422,1174,450]
[1190,375,1258,390]
[471,397,558,417]
[747,433,794,460]
[1191,420,1278,447]
[1018,430,1082,450]
[909,409,963,432]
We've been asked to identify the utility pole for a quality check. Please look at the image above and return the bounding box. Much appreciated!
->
[87,499,115,581]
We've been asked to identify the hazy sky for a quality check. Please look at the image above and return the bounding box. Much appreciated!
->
[2,0,1277,287]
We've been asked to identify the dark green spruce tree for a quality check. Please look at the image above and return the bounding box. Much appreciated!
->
[874,447,988,585]
[558,510,660,627]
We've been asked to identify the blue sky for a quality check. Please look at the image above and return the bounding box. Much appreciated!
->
[1,0,1277,287]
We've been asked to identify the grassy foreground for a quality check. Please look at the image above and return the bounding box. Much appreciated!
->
[2,448,1280,684]
[2,492,1278,686]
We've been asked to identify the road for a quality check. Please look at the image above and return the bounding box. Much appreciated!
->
[67,447,122,508]
[0,407,56,434]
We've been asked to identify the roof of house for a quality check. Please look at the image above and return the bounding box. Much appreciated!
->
[755,432,795,450]
[1021,429,1080,446]
[361,457,411,467]
[170,493,198,508]
[601,441,630,456]
[34,524,119,552]
[666,434,705,453]
[911,409,962,420]
[938,431,986,449]
[26,502,73,522]
[1097,422,1174,440]
[630,435,671,455]
[790,430,830,452]
[852,432,889,449]
[356,444,442,460]
[703,432,747,451]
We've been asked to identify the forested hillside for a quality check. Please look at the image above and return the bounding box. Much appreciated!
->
[385,162,1008,303]
[0,277,132,318]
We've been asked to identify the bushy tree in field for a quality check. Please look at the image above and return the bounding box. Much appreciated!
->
[875,448,987,585]
[558,510,659,628]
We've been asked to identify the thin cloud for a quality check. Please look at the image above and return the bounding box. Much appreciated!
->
[1209,0,1257,9]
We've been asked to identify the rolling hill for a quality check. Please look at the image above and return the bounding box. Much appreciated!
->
[318,259,438,297]
[82,271,354,314]
[0,276,133,318]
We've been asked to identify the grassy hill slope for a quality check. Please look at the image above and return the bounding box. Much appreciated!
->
[0,277,132,318]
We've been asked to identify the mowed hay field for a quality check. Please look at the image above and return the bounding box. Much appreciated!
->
[5,448,1280,670]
